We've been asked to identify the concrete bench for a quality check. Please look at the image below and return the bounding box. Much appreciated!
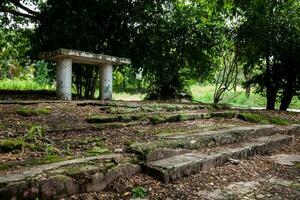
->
[40,48,131,100]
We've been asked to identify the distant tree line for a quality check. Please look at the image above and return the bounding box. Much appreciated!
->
[0,0,299,110]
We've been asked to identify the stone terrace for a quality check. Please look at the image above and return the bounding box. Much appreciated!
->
[0,100,299,199]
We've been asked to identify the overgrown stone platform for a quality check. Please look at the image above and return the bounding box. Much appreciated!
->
[0,100,299,199]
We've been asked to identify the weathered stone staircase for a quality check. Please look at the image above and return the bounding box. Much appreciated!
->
[130,125,297,183]
[0,124,299,199]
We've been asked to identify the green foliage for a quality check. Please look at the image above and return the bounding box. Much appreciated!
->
[234,0,300,110]
[131,186,147,198]
[33,61,53,86]
[132,1,216,99]
[113,66,148,94]
[0,28,32,80]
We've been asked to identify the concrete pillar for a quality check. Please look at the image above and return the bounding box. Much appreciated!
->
[56,58,72,100]
[99,63,113,100]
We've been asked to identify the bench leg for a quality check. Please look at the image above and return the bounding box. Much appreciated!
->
[56,58,72,100]
[99,64,113,101]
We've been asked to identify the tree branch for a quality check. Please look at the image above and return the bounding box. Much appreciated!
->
[0,6,38,20]
[9,0,38,15]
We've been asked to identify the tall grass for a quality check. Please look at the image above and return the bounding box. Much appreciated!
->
[190,84,300,109]
[0,79,54,90]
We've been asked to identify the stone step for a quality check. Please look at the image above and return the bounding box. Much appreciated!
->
[128,125,278,162]
[0,154,141,200]
[143,134,292,183]
[86,111,238,125]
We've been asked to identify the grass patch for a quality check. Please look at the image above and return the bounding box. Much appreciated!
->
[238,112,289,125]
[0,79,53,90]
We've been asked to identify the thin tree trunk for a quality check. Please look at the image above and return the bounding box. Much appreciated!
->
[280,89,293,111]
[265,56,276,110]
[280,65,296,111]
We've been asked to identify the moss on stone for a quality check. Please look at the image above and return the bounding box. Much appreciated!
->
[289,183,300,190]
[149,115,167,125]
[0,138,24,153]
[16,107,51,117]
[87,147,111,156]
[238,112,289,125]
[24,155,65,166]
[0,122,5,129]
[86,115,120,123]
[0,163,12,171]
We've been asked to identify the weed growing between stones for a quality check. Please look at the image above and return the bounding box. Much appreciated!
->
[24,126,46,143]
[132,186,147,198]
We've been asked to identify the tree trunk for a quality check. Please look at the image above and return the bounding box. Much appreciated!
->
[245,85,251,97]
[265,56,276,110]
[266,87,277,110]
[280,65,296,111]
[280,89,293,111]
[244,72,251,97]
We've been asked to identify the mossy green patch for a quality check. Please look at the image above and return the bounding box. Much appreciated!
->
[16,107,51,117]
[289,183,300,191]
[238,112,289,125]
[24,155,65,166]
[0,164,11,171]
[0,138,24,153]
[0,122,5,129]
[87,147,111,156]
[267,117,289,125]
[149,115,168,125]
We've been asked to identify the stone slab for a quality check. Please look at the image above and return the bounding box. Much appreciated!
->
[271,153,300,166]
[0,154,122,184]
[145,134,292,183]
[0,158,141,200]
[130,125,277,162]
[40,48,131,65]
